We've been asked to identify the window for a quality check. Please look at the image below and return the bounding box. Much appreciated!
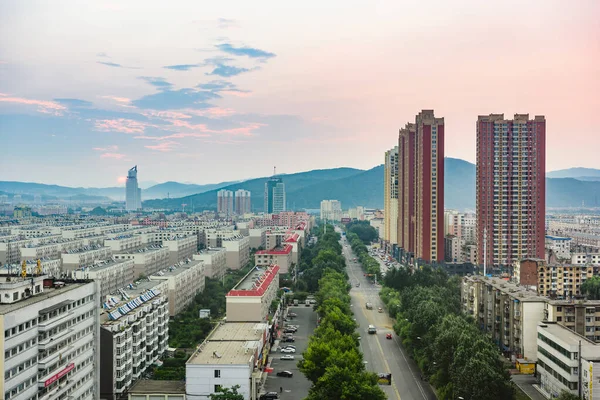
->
[214,369,221,378]
[214,385,222,393]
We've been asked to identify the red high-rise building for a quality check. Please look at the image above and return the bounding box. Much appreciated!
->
[397,110,445,263]
[476,114,546,270]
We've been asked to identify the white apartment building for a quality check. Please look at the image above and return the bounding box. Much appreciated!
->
[247,228,267,250]
[537,322,600,398]
[186,322,270,400]
[99,281,169,400]
[348,206,365,221]
[62,245,113,270]
[545,235,572,261]
[1,236,34,265]
[383,147,398,248]
[226,265,280,323]
[320,200,342,222]
[572,252,600,266]
[193,248,227,279]
[163,234,198,265]
[1,276,100,400]
[222,235,250,270]
[72,259,136,301]
[462,275,546,361]
[149,260,206,316]
[18,258,63,277]
[20,238,85,261]
[10,225,63,237]
[204,229,238,248]
[113,246,170,279]
[104,234,145,253]
[255,245,293,274]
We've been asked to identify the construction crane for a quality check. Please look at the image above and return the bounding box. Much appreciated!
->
[21,260,27,278]
[36,259,42,275]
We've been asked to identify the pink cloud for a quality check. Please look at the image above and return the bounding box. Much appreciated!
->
[93,145,119,151]
[221,90,252,98]
[117,176,127,184]
[95,118,152,134]
[186,107,235,118]
[219,122,266,136]
[0,93,67,115]
[100,95,132,104]
[100,152,126,159]
[145,141,179,152]
[143,110,192,120]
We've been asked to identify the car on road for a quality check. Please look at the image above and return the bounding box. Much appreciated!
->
[287,312,297,318]
[277,371,294,378]
[282,337,295,342]
[355,283,360,287]
[259,392,279,400]
[386,333,392,339]
[378,307,383,313]
[280,347,296,353]
[283,328,297,333]
[280,355,295,361]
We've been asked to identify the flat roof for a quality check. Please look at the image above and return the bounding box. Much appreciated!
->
[0,279,90,315]
[75,259,132,272]
[464,275,547,302]
[538,322,598,347]
[64,245,110,254]
[228,265,279,296]
[113,245,165,255]
[187,322,265,365]
[256,244,292,255]
[150,260,203,278]
[545,235,571,241]
[128,380,185,394]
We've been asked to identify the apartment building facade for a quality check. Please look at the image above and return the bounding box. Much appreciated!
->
[20,238,85,261]
[1,276,100,400]
[226,265,280,322]
[61,245,113,270]
[113,246,170,279]
[545,235,572,261]
[320,200,342,222]
[163,234,198,265]
[255,245,293,274]
[193,248,227,279]
[222,236,250,270]
[537,262,598,297]
[383,147,399,250]
[72,259,136,300]
[149,260,206,316]
[476,114,546,269]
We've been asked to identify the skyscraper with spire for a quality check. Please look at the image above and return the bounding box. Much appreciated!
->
[125,166,142,211]
[264,167,285,214]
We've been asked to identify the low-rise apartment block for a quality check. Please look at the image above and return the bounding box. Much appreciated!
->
[514,258,544,287]
[545,235,572,261]
[128,380,186,400]
[114,245,170,278]
[248,227,267,250]
[537,262,597,297]
[163,234,198,265]
[186,321,270,400]
[226,265,280,323]
[104,234,146,253]
[545,299,600,342]
[72,258,136,300]
[193,248,227,279]
[572,252,600,266]
[149,260,206,316]
[255,245,293,274]
[20,238,85,261]
[19,258,63,277]
[222,235,250,270]
[536,322,600,398]
[1,276,100,400]
[462,275,546,360]
[61,245,113,270]
[100,280,169,400]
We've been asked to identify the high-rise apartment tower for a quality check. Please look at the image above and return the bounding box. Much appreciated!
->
[217,189,234,215]
[384,146,399,250]
[234,189,252,214]
[476,114,546,270]
[264,177,285,214]
[125,166,142,211]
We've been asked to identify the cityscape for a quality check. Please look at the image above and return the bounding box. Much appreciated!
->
[1,2,600,400]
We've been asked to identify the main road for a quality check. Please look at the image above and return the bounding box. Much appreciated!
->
[339,230,437,400]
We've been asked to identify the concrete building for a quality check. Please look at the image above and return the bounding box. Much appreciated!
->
[72,259,136,300]
[20,238,85,261]
[222,235,250,270]
[234,190,252,215]
[104,234,146,253]
[461,275,546,360]
[163,234,198,265]
[61,245,113,270]
[537,262,598,298]
[217,190,234,216]
[384,147,399,250]
[0,236,34,265]
[514,258,544,287]
[114,245,171,278]
[264,177,285,214]
[477,114,546,270]
[545,299,600,343]
[571,252,600,266]
[348,206,365,221]
[17,258,63,277]
[100,280,169,400]
[248,227,267,250]
[320,200,342,222]
[193,248,227,279]
[536,322,600,398]
[226,265,280,323]
[444,235,465,263]
[397,110,445,263]
[255,245,293,274]
[128,380,186,400]
[545,235,572,261]
[186,322,270,400]
[126,166,142,211]
[0,276,100,400]
[149,260,206,316]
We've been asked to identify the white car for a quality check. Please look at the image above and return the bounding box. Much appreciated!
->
[280,347,296,353]
[280,355,295,360]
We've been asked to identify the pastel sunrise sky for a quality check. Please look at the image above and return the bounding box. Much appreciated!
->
[1,0,598,187]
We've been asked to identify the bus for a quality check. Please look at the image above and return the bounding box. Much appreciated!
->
[368,325,377,334]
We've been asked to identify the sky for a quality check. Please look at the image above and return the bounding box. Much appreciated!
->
[0,0,599,187]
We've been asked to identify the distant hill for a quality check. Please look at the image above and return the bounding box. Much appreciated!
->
[444,158,476,210]
[142,181,238,200]
[547,167,600,179]
[143,167,366,210]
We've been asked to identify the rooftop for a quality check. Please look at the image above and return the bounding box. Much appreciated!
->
[64,245,110,254]
[545,235,572,241]
[538,322,598,348]
[113,245,165,255]
[101,279,163,322]
[128,380,185,394]
[187,322,266,365]
[464,275,547,302]
[75,258,133,272]
[256,245,292,255]
[150,260,204,278]
[228,265,279,297]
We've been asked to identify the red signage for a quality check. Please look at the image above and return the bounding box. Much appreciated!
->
[44,363,75,387]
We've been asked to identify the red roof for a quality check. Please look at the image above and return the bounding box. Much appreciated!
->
[256,244,293,255]
[284,233,299,243]
[227,265,280,297]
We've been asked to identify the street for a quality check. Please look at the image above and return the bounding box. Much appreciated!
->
[341,234,437,400]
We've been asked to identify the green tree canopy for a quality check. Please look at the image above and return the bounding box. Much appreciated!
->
[582,276,600,300]
[208,385,244,400]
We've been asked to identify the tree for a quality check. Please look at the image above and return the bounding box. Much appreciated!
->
[208,385,244,400]
[555,391,580,400]
[305,366,386,400]
[582,276,600,300]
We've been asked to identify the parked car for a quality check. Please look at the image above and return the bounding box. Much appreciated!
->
[288,312,297,317]
[356,283,360,287]
[277,371,293,377]
[259,392,279,400]
[283,337,295,342]
[386,333,392,339]
[283,328,297,334]
[283,345,296,349]
[280,347,296,353]
[280,355,295,361]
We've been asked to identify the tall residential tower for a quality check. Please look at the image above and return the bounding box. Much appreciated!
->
[125,165,142,211]
[397,110,445,263]
[384,146,399,251]
[234,189,251,214]
[264,177,285,214]
[476,114,546,270]
[217,189,234,216]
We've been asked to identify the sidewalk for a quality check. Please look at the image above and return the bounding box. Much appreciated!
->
[512,375,548,400]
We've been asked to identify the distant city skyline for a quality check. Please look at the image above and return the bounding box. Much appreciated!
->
[1,0,599,187]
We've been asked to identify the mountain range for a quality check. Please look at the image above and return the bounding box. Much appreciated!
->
[2,159,600,210]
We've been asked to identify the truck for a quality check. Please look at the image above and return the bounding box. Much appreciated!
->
[365,302,373,310]
[368,324,377,334]
[305,299,311,307]
[293,299,299,306]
